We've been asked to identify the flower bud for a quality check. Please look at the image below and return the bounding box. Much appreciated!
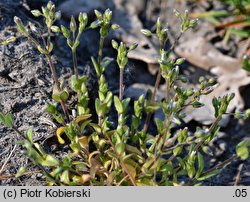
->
[61,25,70,38]
[55,11,61,20]
[1,36,16,45]
[42,6,49,18]
[47,1,53,10]
[28,22,38,34]
[111,24,119,30]
[183,9,189,20]
[31,10,42,17]
[141,29,152,37]
[94,10,102,20]
[79,12,88,23]
[51,25,60,33]
[104,9,112,21]
[90,20,100,29]
[14,16,28,36]
[70,16,77,33]
[173,9,180,17]
[192,101,204,108]
[111,39,118,49]
[189,19,198,28]
[128,43,138,51]
[175,58,185,65]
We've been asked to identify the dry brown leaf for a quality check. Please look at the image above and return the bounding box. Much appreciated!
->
[112,3,158,65]
[175,37,250,125]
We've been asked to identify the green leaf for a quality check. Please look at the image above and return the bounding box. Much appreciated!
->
[16,166,27,178]
[91,56,101,77]
[116,142,125,155]
[195,152,204,179]
[0,112,5,124]
[114,96,123,114]
[122,98,131,111]
[89,123,102,134]
[155,118,164,134]
[236,139,250,160]
[124,162,136,180]
[132,115,140,130]
[187,165,195,179]
[75,114,92,123]
[42,155,59,167]
[61,25,70,39]
[70,142,81,155]
[4,114,13,127]
[56,127,66,144]
[173,146,183,156]
[197,170,220,181]
[243,55,250,72]
[95,98,101,115]
[60,89,69,102]
[101,57,113,73]
[26,128,33,144]
[61,170,70,184]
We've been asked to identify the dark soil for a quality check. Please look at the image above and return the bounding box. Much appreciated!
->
[0,0,249,186]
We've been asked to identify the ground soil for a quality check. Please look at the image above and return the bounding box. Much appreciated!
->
[0,0,249,185]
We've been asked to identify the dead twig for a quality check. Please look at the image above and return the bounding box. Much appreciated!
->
[234,163,244,186]
[0,144,17,175]
[0,170,41,181]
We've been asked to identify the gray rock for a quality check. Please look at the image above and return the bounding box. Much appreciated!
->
[124,83,165,101]
[58,0,114,18]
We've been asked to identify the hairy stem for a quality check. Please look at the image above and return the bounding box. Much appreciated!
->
[46,54,70,122]
[72,48,79,80]
[143,32,183,133]
[143,69,162,133]
[97,36,105,71]
[119,68,124,100]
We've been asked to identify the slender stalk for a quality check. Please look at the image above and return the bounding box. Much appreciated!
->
[97,36,105,71]
[143,68,162,132]
[97,36,105,127]
[72,48,79,80]
[103,132,137,186]
[119,68,124,100]
[143,32,183,133]
[46,54,70,122]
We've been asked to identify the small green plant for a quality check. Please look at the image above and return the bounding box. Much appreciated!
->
[1,1,250,185]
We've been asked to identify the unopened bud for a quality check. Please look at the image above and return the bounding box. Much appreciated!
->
[1,36,16,45]
[55,11,61,20]
[129,43,138,51]
[94,10,102,20]
[61,25,70,38]
[112,40,118,50]
[70,16,77,33]
[111,24,119,30]
[175,58,185,65]
[51,25,60,33]
[31,10,42,17]
[141,29,152,37]
[104,9,112,21]
[173,9,180,17]
[90,20,100,29]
